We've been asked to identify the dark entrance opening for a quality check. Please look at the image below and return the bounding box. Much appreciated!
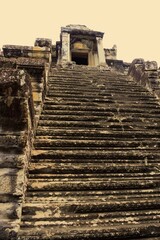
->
[72,52,88,65]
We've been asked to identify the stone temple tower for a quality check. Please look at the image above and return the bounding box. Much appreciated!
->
[57,24,106,66]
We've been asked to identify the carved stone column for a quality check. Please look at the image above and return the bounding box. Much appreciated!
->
[61,32,71,62]
[96,36,106,65]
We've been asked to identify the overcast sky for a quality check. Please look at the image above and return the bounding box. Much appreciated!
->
[0,0,160,65]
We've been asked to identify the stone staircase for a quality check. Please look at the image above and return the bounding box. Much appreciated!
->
[18,66,160,239]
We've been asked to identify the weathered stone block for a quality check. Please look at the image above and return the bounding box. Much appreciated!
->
[35,38,52,49]
[0,203,20,219]
[144,61,158,71]
[0,169,17,194]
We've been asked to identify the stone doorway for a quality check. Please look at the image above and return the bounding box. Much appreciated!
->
[72,52,88,65]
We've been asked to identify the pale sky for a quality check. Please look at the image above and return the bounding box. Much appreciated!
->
[0,0,160,66]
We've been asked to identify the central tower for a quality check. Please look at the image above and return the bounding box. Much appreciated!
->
[58,24,106,66]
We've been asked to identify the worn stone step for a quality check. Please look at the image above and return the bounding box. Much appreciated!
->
[29,162,152,174]
[33,139,160,150]
[28,171,160,179]
[24,193,160,205]
[43,104,160,114]
[45,97,115,104]
[47,88,103,93]
[17,223,160,240]
[40,109,160,119]
[22,199,160,213]
[25,188,160,199]
[31,149,160,160]
[37,120,160,131]
[41,109,115,115]
[38,120,102,128]
[31,158,159,165]
[35,128,160,139]
[28,179,160,192]
[39,114,117,121]
[20,214,160,228]
[21,208,160,222]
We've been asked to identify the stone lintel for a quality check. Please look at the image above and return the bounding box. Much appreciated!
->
[61,27,104,38]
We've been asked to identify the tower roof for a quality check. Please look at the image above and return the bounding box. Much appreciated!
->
[61,24,104,38]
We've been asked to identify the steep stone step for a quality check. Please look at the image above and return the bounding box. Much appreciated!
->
[28,172,160,180]
[39,114,160,125]
[22,199,160,214]
[40,109,160,119]
[37,120,160,131]
[21,208,160,223]
[29,162,152,173]
[35,127,160,138]
[33,139,160,150]
[25,188,160,198]
[43,104,160,114]
[31,149,160,161]
[18,223,160,239]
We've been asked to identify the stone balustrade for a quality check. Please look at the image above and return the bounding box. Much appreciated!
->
[0,55,50,239]
[128,58,160,99]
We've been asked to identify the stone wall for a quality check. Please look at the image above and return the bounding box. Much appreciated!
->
[0,54,50,239]
[0,68,33,239]
[128,58,160,99]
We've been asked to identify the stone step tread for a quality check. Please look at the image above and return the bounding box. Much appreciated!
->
[39,114,160,122]
[34,139,160,146]
[28,180,160,191]
[28,175,160,182]
[18,222,160,239]
[30,159,160,165]
[22,199,160,211]
[28,172,160,179]
[36,124,160,130]
[45,95,159,105]
[46,86,156,94]
[20,216,160,228]
[29,162,153,170]
[48,77,136,82]
[31,149,160,160]
[47,86,155,93]
[21,208,160,220]
[45,99,158,105]
[43,105,160,113]
[37,119,160,126]
[35,134,160,141]
[23,194,160,204]
[48,80,150,86]
[35,136,160,141]
[25,188,160,198]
